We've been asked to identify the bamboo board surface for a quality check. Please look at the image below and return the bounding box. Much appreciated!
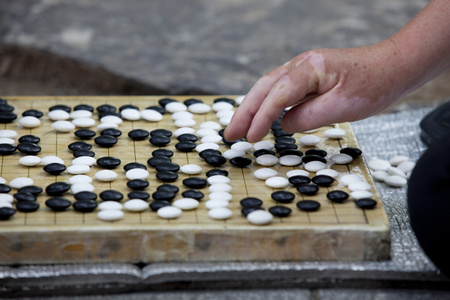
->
[0,96,390,264]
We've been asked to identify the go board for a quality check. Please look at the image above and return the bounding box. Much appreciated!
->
[0,96,390,264]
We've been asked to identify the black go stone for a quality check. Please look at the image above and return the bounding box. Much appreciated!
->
[97,156,121,169]
[182,177,208,189]
[296,184,319,196]
[96,104,117,114]
[124,162,147,171]
[74,191,97,201]
[94,135,118,147]
[240,197,263,208]
[271,120,282,131]
[18,135,40,144]
[205,155,227,167]
[241,207,264,217]
[327,190,349,203]
[74,129,96,140]
[150,136,171,147]
[14,192,37,202]
[128,129,149,140]
[275,136,296,144]
[218,129,225,137]
[275,143,298,152]
[73,200,97,212]
[305,149,328,157]
[296,200,321,212]
[271,191,295,203]
[253,149,276,157]
[147,156,171,167]
[184,98,203,106]
[156,171,178,182]
[146,106,165,114]
[0,184,11,193]
[206,169,229,177]
[128,191,150,200]
[18,185,43,195]
[0,98,6,105]
[175,141,197,152]
[0,112,17,123]
[73,150,95,158]
[0,104,14,112]
[177,133,198,142]
[157,184,179,193]
[355,198,377,209]
[0,207,16,220]
[340,147,362,158]
[22,109,44,118]
[182,189,204,200]
[127,179,149,190]
[74,104,94,112]
[43,163,66,175]
[152,190,176,201]
[273,130,293,137]
[119,104,139,111]
[150,200,171,211]
[99,190,123,201]
[68,141,92,151]
[49,104,71,112]
[155,162,180,173]
[302,155,327,164]
[288,175,311,186]
[152,148,174,158]
[99,112,121,118]
[45,197,71,211]
[278,149,303,157]
[46,182,70,196]
[16,201,40,213]
[199,149,221,159]
[100,128,122,137]
[312,175,335,187]
[150,129,172,137]
[214,97,235,106]
[17,142,41,155]
[269,205,292,217]
[222,136,241,146]
[158,98,177,107]
[0,143,17,155]
[229,156,252,168]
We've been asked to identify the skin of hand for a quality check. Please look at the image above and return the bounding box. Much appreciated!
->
[224,0,450,143]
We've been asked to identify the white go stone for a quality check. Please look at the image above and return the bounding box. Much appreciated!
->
[316,168,339,178]
[340,174,364,186]
[18,116,41,128]
[41,155,65,165]
[205,199,229,209]
[0,138,15,144]
[124,199,149,212]
[208,207,233,220]
[351,190,374,200]
[231,141,253,152]
[265,176,289,188]
[188,103,211,114]
[286,169,310,177]
[196,128,218,137]
[223,149,246,160]
[256,154,278,166]
[121,108,141,121]
[235,95,245,105]
[52,121,75,132]
[372,171,389,182]
[0,130,18,138]
[173,127,195,137]
[196,142,220,152]
[98,201,123,211]
[216,109,234,119]
[389,155,410,166]
[48,110,70,121]
[70,110,92,119]
[330,153,353,164]
[171,111,193,120]
[100,115,123,124]
[207,175,230,184]
[0,177,6,184]
[201,135,222,144]
[219,115,233,126]
[9,177,33,189]
[0,202,13,208]
[180,164,203,175]
[157,206,182,219]
[72,156,96,166]
[173,198,199,210]
[19,155,41,166]
[387,166,407,178]
[0,194,14,203]
[247,210,273,225]
[174,118,196,127]
[72,117,96,128]
[253,141,274,151]
[384,175,407,187]
[140,109,163,122]
[69,175,93,184]
[209,183,232,192]
[199,121,221,131]
[253,168,278,180]
[70,182,95,194]
[368,159,391,171]
[397,161,415,173]
[125,168,149,180]
[279,155,302,166]
[299,135,321,146]
[97,209,124,221]
[212,102,234,111]
[96,122,119,130]
[324,128,346,139]
[67,164,91,175]
[348,181,372,192]
[95,170,118,181]
[209,192,232,202]
[304,161,327,172]
[302,129,318,134]
[166,102,187,113]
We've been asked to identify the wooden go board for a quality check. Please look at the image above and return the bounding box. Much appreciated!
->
[0,96,390,264]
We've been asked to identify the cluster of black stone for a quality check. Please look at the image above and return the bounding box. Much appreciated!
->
[0,98,17,123]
